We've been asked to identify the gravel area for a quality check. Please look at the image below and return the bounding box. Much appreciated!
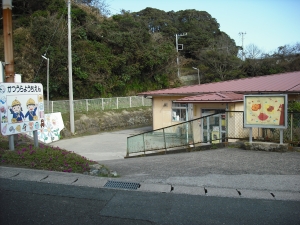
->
[98,148,300,180]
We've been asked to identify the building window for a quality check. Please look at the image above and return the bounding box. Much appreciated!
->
[172,103,187,121]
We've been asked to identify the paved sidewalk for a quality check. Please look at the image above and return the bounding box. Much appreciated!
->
[49,126,152,161]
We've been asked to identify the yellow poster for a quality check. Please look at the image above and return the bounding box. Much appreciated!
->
[211,131,220,143]
[245,95,285,127]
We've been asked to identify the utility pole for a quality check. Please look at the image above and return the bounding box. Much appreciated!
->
[2,0,39,150]
[2,0,14,82]
[175,33,187,77]
[2,0,16,150]
[68,0,75,134]
[239,32,246,60]
[41,55,50,112]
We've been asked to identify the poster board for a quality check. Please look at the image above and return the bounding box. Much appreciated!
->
[244,94,288,129]
[0,83,44,135]
[211,131,220,143]
[27,112,64,143]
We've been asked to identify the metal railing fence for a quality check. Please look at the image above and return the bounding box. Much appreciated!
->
[45,96,152,113]
[127,112,221,156]
[127,121,194,155]
[127,111,300,156]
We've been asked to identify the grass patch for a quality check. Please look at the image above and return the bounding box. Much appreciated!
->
[0,134,97,174]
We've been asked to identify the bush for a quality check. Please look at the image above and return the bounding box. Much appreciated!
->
[0,134,97,173]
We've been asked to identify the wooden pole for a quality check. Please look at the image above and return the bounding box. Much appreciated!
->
[3,0,15,150]
[3,0,14,82]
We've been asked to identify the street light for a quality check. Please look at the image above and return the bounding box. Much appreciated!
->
[192,67,200,85]
[41,55,49,112]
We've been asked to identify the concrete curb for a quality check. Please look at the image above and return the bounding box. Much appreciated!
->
[1,166,299,201]
[138,183,172,193]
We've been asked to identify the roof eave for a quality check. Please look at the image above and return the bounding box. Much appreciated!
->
[174,100,243,103]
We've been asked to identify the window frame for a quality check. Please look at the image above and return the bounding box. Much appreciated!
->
[172,102,187,122]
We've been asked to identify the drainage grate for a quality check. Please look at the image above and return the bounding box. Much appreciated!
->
[104,180,141,190]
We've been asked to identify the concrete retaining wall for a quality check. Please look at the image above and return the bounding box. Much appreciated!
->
[61,108,152,138]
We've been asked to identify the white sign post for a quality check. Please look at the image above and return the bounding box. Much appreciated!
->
[0,83,44,150]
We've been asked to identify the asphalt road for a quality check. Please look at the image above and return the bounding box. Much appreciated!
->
[97,148,300,189]
[1,127,300,224]
[1,179,300,225]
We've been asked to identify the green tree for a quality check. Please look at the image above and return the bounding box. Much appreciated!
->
[2,0,299,100]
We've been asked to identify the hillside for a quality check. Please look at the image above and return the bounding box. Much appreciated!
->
[0,0,299,100]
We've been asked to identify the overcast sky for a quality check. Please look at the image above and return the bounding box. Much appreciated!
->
[106,0,300,53]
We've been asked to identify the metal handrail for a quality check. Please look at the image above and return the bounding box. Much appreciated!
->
[126,111,300,157]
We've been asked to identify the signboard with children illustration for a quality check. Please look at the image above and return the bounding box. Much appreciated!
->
[0,83,44,135]
[244,94,288,129]
[27,112,64,144]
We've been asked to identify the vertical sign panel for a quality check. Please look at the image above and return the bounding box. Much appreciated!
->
[0,83,44,135]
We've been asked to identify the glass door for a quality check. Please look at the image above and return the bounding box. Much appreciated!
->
[201,109,225,143]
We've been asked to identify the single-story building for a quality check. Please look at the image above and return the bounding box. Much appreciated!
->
[138,71,300,143]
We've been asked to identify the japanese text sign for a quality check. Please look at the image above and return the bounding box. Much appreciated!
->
[0,83,45,135]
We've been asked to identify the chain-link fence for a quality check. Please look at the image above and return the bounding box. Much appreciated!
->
[226,111,259,140]
[260,112,300,145]
[226,111,300,145]
[127,111,300,157]
[45,96,152,113]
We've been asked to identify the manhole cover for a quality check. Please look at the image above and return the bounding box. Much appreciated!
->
[104,180,140,190]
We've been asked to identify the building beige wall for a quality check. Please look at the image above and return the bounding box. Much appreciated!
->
[152,96,184,130]
[152,97,231,130]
